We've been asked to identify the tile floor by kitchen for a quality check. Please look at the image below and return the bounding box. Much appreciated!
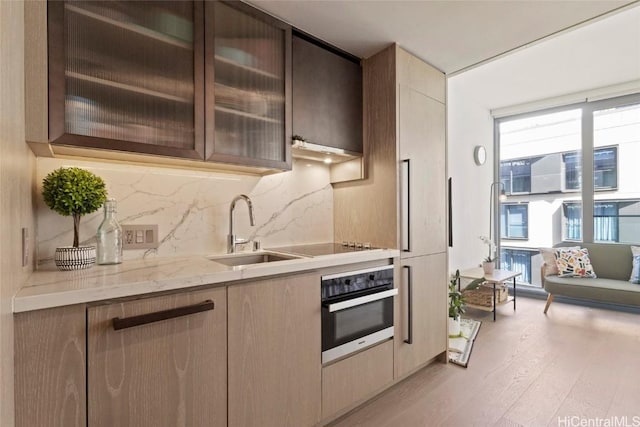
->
[332,296,640,427]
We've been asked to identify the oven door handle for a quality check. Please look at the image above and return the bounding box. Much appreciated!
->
[326,288,398,313]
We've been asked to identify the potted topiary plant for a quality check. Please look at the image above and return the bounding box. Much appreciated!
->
[449,270,484,337]
[42,167,107,271]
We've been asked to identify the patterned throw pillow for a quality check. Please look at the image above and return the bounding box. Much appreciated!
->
[554,248,597,278]
[630,255,640,285]
[539,246,580,276]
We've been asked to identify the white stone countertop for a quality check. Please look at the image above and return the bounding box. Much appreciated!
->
[14,248,399,313]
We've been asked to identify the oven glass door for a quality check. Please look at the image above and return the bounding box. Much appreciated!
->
[322,289,394,352]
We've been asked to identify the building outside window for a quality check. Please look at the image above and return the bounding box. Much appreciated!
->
[500,248,533,284]
[564,200,640,243]
[496,95,640,288]
[563,202,582,241]
[563,151,581,191]
[500,159,531,194]
[500,203,528,239]
[594,147,618,189]
[564,146,618,191]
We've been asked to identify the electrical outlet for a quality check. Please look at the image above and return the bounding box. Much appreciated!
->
[121,225,159,249]
[124,229,135,245]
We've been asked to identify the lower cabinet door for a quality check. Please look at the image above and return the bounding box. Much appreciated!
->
[395,252,447,379]
[228,273,322,427]
[322,340,394,420]
[87,287,227,427]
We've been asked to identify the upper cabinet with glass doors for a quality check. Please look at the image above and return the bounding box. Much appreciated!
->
[48,1,205,159]
[38,1,291,172]
[206,1,291,169]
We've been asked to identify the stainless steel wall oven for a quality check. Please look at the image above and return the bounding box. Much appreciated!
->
[321,265,396,364]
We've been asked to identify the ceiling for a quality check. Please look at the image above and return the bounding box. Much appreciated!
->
[248,0,637,74]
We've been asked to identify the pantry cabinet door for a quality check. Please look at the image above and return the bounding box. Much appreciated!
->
[398,85,447,258]
[395,253,447,379]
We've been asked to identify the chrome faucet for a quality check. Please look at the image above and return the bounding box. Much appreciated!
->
[227,194,255,253]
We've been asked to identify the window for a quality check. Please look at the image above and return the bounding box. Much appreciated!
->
[500,248,532,284]
[563,202,582,241]
[563,200,640,243]
[564,146,618,191]
[500,159,531,194]
[498,96,640,270]
[563,151,581,191]
[500,204,528,239]
[594,147,617,189]
[594,202,618,241]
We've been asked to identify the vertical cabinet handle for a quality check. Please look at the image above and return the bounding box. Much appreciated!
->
[448,177,453,247]
[401,159,411,252]
[112,300,215,331]
[403,265,413,344]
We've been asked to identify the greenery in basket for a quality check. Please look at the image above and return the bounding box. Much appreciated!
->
[449,269,485,319]
[42,167,107,248]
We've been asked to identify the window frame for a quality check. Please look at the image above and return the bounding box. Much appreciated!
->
[494,92,640,265]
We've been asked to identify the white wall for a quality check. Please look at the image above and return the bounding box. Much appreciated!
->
[447,5,640,273]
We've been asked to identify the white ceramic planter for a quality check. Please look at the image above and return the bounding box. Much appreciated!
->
[54,246,96,271]
[482,261,495,275]
[448,316,461,337]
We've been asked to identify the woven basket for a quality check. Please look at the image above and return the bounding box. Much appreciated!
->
[463,284,509,307]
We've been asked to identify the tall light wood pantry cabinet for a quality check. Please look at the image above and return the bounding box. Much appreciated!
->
[333,44,448,379]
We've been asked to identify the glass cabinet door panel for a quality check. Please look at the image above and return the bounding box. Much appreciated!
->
[207,1,290,168]
[50,1,204,159]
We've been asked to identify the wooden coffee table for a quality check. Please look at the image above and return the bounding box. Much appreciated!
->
[458,268,521,321]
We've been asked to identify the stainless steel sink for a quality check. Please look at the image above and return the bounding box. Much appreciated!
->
[208,251,303,267]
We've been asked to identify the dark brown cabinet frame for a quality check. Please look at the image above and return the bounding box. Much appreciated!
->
[204,1,292,170]
[47,0,292,170]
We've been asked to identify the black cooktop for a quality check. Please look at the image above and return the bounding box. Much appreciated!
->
[268,242,381,257]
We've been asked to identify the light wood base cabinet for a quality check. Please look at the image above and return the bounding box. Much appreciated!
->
[228,273,321,427]
[15,304,87,427]
[395,253,448,379]
[322,340,394,420]
[87,287,227,427]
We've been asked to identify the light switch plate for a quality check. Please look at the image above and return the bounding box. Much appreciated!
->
[122,224,159,249]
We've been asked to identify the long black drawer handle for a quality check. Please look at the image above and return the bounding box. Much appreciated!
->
[112,300,214,331]
[403,265,413,344]
[401,159,411,252]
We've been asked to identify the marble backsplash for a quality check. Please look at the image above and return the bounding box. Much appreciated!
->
[36,157,333,266]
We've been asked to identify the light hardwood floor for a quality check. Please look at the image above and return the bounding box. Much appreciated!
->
[331,296,640,427]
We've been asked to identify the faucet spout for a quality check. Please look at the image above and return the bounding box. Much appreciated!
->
[228,194,255,253]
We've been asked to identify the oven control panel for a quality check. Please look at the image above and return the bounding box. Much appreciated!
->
[321,265,394,301]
